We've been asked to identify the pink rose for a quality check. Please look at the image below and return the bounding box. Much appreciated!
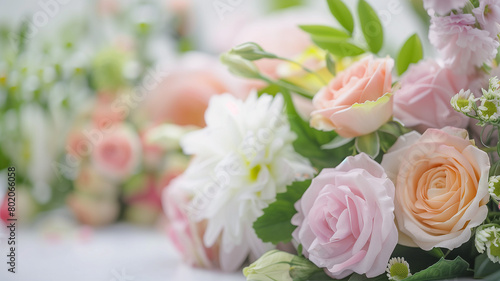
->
[394,60,471,132]
[292,153,398,279]
[381,127,490,250]
[310,56,394,138]
[423,0,468,15]
[91,124,141,180]
[163,183,221,269]
[141,53,247,128]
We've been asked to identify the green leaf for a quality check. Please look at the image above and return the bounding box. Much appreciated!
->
[253,180,312,244]
[396,33,423,75]
[326,0,354,34]
[403,257,470,281]
[299,25,350,39]
[321,135,354,149]
[312,37,365,58]
[377,121,409,137]
[358,0,384,53]
[355,131,380,158]
[280,87,352,170]
[326,52,336,76]
[475,253,500,278]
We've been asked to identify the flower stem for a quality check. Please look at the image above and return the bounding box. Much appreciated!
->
[260,76,314,100]
[277,56,328,86]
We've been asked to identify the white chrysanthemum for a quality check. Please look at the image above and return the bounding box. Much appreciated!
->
[177,93,314,268]
[386,257,411,281]
[489,176,500,201]
[489,76,500,92]
[475,226,500,263]
[451,89,475,113]
[478,95,500,121]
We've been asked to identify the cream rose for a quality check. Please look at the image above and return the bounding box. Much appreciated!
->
[310,56,394,138]
[381,127,490,250]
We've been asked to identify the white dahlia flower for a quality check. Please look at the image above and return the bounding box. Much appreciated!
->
[174,93,314,270]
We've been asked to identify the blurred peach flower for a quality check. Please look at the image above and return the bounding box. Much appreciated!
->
[142,53,247,127]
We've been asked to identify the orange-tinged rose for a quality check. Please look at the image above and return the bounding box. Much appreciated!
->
[381,127,490,250]
[310,56,394,138]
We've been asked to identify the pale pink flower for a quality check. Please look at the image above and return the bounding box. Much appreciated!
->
[163,183,221,269]
[91,124,141,180]
[429,14,499,74]
[231,10,320,79]
[394,60,470,132]
[473,0,500,37]
[423,0,468,15]
[310,56,394,138]
[292,153,398,279]
[381,127,490,250]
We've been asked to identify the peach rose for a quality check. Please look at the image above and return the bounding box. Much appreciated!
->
[141,53,247,128]
[381,127,490,250]
[310,56,394,138]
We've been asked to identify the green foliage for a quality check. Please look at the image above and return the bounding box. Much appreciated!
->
[326,0,354,34]
[404,257,470,281]
[474,253,500,278]
[299,25,350,39]
[358,0,384,53]
[355,132,380,159]
[253,180,311,244]
[396,33,423,75]
[312,37,365,58]
[325,52,336,76]
[281,88,353,170]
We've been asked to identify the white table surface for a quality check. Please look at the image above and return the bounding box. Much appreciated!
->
[0,223,246,281]
[0,220,480,281]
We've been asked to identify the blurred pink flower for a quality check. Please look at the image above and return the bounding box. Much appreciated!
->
[473,0,500,37]
[310,56,394,138]
[92,93,125,131]
[141,53,247,128]
[292,153,398,279]
[394,60,471,132]
[231,10,324,79]
[423,0,468,15]
[91,124,141,180]
[163,183,220,269]
[429,14,499,74]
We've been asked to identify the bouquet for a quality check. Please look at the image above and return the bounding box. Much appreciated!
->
[162,0,500,280]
